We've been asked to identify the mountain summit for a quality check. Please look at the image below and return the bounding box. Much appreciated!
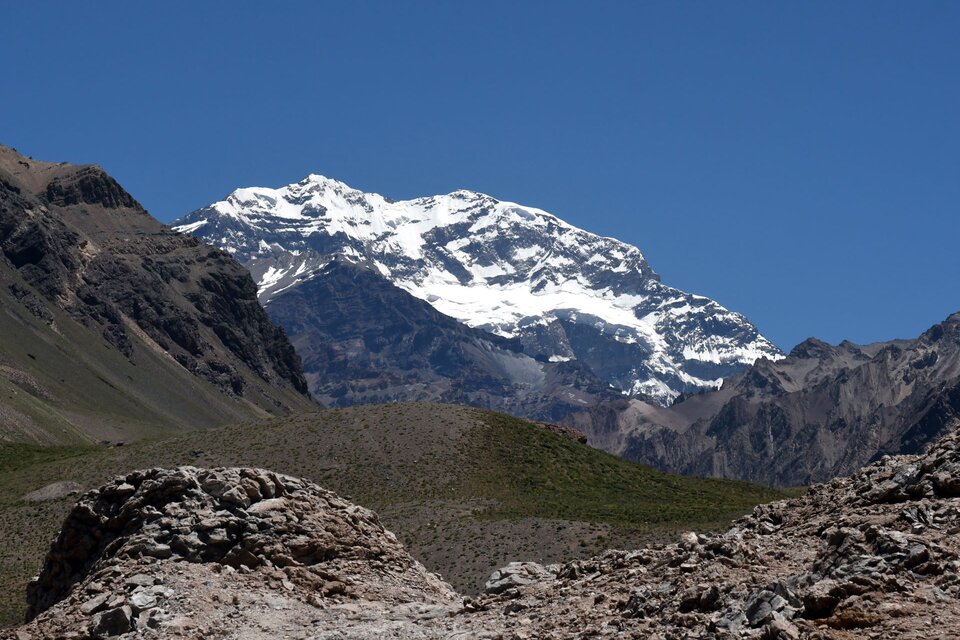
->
[175,175,782,404]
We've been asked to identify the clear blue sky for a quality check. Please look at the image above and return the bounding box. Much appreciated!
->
[3,2,958,350]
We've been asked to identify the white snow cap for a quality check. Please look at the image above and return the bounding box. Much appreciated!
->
[174,174,783,404]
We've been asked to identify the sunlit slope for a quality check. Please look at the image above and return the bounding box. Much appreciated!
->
[0,403,795,626]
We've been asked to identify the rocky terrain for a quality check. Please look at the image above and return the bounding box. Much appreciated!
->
[10,423,960,638]
[616,312,960,486]
[0,403,789,626]
[174,174,781,407]
[0,145,313,443]
[13,467,457,639]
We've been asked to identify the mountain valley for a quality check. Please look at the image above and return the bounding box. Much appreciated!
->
[172,172,960,490]
[0,145,957,639]
[0,403,792,628]
[10,418,960,639]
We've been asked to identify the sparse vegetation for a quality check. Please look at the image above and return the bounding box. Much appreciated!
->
[0,403,798,627]
[467,411,793,527]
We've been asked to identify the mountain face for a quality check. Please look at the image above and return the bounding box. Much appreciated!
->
[173,174,782,406]
[265,257,623,420]
[616,313,960,486]
[0,145,313,443]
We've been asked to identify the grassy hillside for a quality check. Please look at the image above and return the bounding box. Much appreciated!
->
[0,403,798,627]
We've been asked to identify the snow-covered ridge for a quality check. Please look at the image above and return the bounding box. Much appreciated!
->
[174,174,783,404]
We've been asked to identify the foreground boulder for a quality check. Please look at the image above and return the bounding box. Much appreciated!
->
[10,430,960,638]
[483,561,557,595]
[17,467,456,638]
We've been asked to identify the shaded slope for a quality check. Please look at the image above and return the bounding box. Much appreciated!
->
[267,258,623,421]
[0,145,313,443]
[0,403,792,625]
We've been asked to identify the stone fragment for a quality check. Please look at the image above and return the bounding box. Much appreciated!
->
[79,593,109,616]
[130,590,157,611]
[90,605,133,638]
[763,611,800,640]
[125,574,156,588]
[802,580,841,617]
[484,562,556,595]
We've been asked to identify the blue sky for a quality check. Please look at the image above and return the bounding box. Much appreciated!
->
[3,2,958,350]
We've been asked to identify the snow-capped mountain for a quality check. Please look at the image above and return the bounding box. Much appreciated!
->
[174,175,782,405]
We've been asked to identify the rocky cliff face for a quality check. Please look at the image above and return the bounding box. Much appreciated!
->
[616,313,960,486]
[14,426,960,639]
[173,174,782,406]
[0,146,312,443]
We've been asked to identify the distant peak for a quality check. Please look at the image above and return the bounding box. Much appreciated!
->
[787,337,835,360]
[447,188,496,201]
[302,173,345,185]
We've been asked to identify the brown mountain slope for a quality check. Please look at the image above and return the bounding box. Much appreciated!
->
[613,313,960,486]
[0,145,314,443]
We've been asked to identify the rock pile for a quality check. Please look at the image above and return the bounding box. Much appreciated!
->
[9,428,960,638]
[483,562,558,595]
[464,426,960,638]
[16,467,455,639]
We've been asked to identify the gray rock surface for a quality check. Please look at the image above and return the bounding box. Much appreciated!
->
[21,481,82,502]
[483,561,557,595]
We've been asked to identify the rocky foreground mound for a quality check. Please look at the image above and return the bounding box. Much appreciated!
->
[12,467,456,639]
[10,428,960,639]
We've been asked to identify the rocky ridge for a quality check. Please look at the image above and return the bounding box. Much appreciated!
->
[617,312,960,486]
[0,145,312,442]
[12,425,960,639]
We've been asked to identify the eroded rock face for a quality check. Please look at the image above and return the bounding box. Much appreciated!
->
[13,431,960,638]
[463,426,960,639]
[0,145,310,418]
[20,467,456,637]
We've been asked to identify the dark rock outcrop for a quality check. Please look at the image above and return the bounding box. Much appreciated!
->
[268,258,624,421]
